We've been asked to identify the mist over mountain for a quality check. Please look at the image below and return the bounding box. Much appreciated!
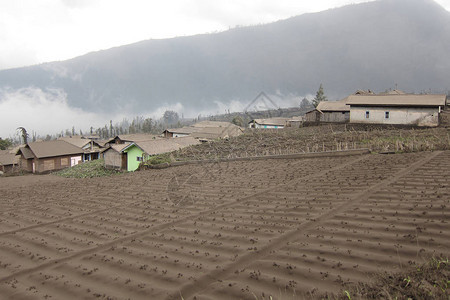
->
[1,0,449,117]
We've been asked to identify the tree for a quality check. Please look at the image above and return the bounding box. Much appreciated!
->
[142,118,153,133]
[17,127,29,144]
[231,116,244,127]
[0,138,12,150]
[312,84,328,108]
[163,110,180,125]
[300,97,312,110]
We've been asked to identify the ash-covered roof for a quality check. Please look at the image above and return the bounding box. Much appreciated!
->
[133,136,200,156]
[346,94,446,107]
[0,150,18,166]
[316,99,350,112]
[24,140,83,159]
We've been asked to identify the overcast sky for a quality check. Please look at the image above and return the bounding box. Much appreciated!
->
[0,0,448,70]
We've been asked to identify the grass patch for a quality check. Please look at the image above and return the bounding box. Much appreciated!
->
[328,256,449,300]
[143,153,174,166]
[54,159,121,178]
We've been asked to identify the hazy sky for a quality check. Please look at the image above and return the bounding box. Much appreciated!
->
[1,0,448,70]
[1,0,450,138]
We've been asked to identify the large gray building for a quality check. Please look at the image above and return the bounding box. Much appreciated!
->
[346,94,447,127]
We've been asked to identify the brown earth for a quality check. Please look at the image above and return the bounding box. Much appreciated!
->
[173,125,450,160]
[0,151,448,299]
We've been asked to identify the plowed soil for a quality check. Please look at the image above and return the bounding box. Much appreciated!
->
[0,151,449,299]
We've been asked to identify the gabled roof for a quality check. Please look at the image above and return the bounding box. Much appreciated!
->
[23,140,84,159]
[346,94,446,107]
[103,143,132,154]
[249,118,289,126]
[316,100,350,112]
[0,150,18,166]
[17,147,34,159]
[118,134,160,142]
[104,134,160,145]
[133,136,200,156]
[58,136,91,148]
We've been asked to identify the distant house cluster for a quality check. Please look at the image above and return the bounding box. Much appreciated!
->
[2,120,244,175]
[304,90,448,127]
[244,91,448,129]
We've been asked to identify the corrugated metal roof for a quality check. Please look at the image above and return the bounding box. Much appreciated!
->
[346,94,446,107]
[26,140,84,158]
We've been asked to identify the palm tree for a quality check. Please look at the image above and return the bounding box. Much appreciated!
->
[17,127,29,144]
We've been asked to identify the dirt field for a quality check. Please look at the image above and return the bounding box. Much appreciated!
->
[0,151,448,299]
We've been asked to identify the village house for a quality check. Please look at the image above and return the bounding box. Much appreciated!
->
[105,134,161,145]
[248,118,289,129]
[304,99,350,123]
[0,150,19,174]
[346,94,447,127]
[58,136,104,162]
[103,136,200,171]
[16,140,84,173]
[285,116,304,128]
[102,143,131,170]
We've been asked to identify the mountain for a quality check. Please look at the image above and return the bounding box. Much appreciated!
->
[0,0,449,115]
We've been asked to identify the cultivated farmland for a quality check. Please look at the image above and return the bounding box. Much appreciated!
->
[0,151,448,299]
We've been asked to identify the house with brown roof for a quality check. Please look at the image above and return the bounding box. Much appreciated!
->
[102,143,130,170]
[0,150,19,174]
[304,99,350,123]
[58,136,104,162]
[105,134,160,145]
[286,116,304,128]
[103,136,200,171]
[346,94,447,126]
[16,140,84,173]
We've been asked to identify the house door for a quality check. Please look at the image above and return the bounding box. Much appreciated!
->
[121,153,127,170]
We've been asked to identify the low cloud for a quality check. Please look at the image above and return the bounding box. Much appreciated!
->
[0,87,102,138]
[0,87,312,139]
[0,87,188,139]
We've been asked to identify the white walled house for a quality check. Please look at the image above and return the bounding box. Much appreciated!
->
[346,94,447,127]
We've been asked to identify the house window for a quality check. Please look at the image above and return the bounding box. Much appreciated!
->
[385,111,390,119]
[137,157,143,162]
[365,111,370,119]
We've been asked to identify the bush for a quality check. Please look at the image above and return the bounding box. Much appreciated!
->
[54,159,121,178]
[143,153,173,166]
